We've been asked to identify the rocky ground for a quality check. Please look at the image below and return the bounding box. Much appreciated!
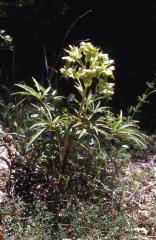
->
[0,128,16,203]
[0,128,18,240]
[120,154,156,239]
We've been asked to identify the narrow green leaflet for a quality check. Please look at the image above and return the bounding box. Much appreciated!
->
[32,77,46,92]
[27,128,46,150]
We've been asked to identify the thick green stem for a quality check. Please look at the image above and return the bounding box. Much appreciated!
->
[59,83,88,184]
[77,86,87,118]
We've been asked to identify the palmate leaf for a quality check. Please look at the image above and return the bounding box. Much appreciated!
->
[31,103,54,125]
[77,128,87,139]
[110,122,147,148]
[13,79,55,101]
[13,83,44,101]
[103,109,147,148]
[92,126,108,136]
[74,79,83,96]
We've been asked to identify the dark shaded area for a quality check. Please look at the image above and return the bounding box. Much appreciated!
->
[0,0,156,128]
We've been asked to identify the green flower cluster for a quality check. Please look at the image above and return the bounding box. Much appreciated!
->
[0,30,12,44]
[60,42,115,98]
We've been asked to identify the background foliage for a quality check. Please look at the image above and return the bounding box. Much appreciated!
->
[0,0,156,123]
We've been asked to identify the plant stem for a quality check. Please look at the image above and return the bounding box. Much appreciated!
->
[77,86,87,118]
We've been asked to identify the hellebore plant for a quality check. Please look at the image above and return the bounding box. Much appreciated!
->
[14,42,147,182]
